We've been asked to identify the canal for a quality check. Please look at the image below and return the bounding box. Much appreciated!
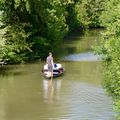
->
[0,29,117,120]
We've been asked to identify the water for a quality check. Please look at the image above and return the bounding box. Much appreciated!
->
[63,52,102,61]
[0,29,118,120]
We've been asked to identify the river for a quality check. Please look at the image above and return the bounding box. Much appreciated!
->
[0,29,117,120]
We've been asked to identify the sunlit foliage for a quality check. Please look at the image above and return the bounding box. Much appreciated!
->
[95,0,120,112]
[0,0,69,62]
[0,0,106,63]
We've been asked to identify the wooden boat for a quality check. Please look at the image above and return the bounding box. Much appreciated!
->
[42,63,64,79]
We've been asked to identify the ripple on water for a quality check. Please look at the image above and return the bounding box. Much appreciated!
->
[59,82,115,120]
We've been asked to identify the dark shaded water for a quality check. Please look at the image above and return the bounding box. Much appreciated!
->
[0,29,118,120]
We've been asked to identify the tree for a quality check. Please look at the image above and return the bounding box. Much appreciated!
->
[0,0,68,62]
[95,0,120,112]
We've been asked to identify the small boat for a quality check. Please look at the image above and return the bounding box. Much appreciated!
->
[42,63,64,79]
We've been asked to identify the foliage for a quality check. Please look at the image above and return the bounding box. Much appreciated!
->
[0,0,107,63]
[94,0,120,112]
[65,0,83,32]
[3,25,31,63]
[71,0,106,28]
[26,0,69,59]
[0,28,6,58]
[65,0,106,31]
[0,0,69,62]
[85,0,106,27]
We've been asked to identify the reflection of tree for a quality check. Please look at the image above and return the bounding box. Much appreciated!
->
[64,61,102,85]
[61,29,102,58]
[43,79,61,103]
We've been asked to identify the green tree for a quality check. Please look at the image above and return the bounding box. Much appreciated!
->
[0,0,68,62]
[95,0,120,112]
[65,0,106,30]
[0,0,107,63]
[85,0,106,27]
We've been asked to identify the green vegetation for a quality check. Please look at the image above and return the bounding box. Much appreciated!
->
[0,0,106,63]
[0,0,120,114]
[0,0,69,63]
[94,0,120,112]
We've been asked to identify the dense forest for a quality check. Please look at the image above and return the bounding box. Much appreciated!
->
[0,0,120,113]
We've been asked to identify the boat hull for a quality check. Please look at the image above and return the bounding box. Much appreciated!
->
[42,63,64,79]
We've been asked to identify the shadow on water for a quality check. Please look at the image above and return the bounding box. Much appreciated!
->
[0,65,29,77]
[56,29,103,59]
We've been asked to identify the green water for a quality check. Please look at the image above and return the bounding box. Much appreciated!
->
[0,29,117,120]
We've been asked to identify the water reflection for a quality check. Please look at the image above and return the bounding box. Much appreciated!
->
[63,52,102,61]
[43,79,61,103]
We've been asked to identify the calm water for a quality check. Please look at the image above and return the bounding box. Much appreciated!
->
[0,29,117,120]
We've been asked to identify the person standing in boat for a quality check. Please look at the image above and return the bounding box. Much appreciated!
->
[46,52,54,81]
